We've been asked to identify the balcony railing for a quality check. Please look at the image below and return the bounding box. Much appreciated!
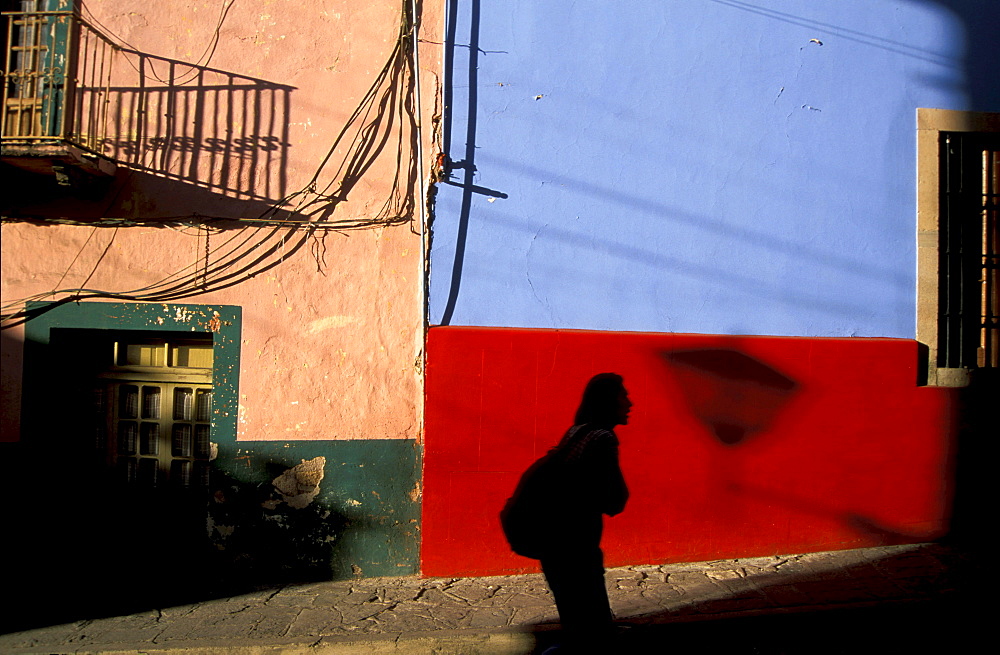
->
[2,8,115,154]
[3,7,293,200]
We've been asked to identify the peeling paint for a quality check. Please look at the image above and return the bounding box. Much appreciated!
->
[270,456,326,509]
[205,312,223,332]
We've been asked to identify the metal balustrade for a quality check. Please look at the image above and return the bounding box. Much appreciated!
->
[3,6,292,199]
[2,8,114,152]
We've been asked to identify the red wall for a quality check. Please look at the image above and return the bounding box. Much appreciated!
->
[422,327,956,576]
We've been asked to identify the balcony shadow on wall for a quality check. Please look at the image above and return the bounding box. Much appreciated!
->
[2,7,419,327]
[92,52,293,207]
[2,43,295,220]
[1,166,290,222]
[4,13,418,229]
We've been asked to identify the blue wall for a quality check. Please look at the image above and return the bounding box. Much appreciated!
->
[430,0,1000,338]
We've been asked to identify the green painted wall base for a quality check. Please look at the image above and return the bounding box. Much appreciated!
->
[212,440,421,582]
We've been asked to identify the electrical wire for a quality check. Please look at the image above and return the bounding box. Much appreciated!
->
[77,227,119,291]
[2,0,423,329]
[51,226,99,292]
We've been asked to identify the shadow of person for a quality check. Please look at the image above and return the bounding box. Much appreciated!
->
[501,373,631,653]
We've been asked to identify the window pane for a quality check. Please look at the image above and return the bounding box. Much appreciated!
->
[138,458,159,487]
[125,343,165,367]
[93,423,106,451]
[119,385,138,419]
[174,388,193,420]
[118,421,137,455]
[171,460,192,488]
[140,422,160,455]
[195,389,212,422]
[195,424,211,458]
[92,386,106,416]
[172,424,193,457]
[141,386,161,419]
[194,461,211,488]
[119,458,137,484]
[172,345,214,369]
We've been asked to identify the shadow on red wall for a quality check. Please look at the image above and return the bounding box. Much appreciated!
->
[662,348,798,447]
[422,327,957,577]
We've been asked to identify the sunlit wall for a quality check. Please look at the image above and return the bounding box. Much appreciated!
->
[430,0,995,338]
[423,0,997,575]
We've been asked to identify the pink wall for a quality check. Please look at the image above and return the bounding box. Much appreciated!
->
[422,327,956,576]
[2,1,441,442]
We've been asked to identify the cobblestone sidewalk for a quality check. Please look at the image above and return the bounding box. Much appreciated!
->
[0,543,963,654]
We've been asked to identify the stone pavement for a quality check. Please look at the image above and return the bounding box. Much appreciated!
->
[0,543,969,654]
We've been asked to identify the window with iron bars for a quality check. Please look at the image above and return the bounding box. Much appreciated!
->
[916,109,999,386]
[939,131,1000,371]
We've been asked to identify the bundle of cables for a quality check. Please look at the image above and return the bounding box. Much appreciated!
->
[2,0,423,329]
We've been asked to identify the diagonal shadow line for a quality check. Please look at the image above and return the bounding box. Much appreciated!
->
[485,209,879,317]
[480,153,911,289]
[706,0,960,67]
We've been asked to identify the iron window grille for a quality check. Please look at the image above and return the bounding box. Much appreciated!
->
[938,131,1000,369]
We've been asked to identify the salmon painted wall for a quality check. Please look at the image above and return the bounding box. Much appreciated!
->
[2,0,442,442]
[422,327,956,576]
[1,0,441,582]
